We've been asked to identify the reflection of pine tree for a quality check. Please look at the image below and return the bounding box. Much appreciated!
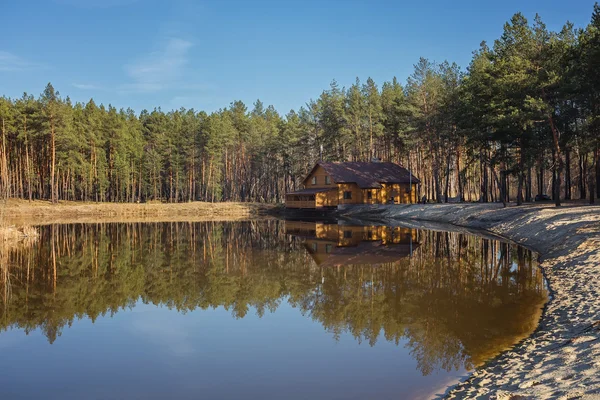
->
[0,222,546,375]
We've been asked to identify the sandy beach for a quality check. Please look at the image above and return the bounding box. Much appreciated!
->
[341,203,600,399]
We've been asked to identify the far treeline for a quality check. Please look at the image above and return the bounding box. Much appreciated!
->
[2,7,600,206]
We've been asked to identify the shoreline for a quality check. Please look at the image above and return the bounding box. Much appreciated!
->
[0,200,280,225]
[341,203,600,398]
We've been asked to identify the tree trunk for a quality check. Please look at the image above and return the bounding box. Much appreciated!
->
[517,147,524,206]
[138,160,143,202]
[500,146,508,207]
[444,152,451,203]
[579,151,587,199]
[500,171,507,207]
[0,117,9,201]
[547,113,562,207]
[589,154,596,205]
[526,166,532,202]
[596,146,600,199]
[481,150,488,203]
[506,172,510,203]
[552,150,557,201]
[433,148,442,203]
[50,116,57,204]
[369,113,374,160]
[24,116,32,202]
[565,147,571,200]
[537,155,544,196]
[153,165,157,201]
[456,146,464,201]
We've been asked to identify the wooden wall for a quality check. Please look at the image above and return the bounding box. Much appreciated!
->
[338,183,363,205]
[362,188,379,205]
[304,165,337,189]
[316,189,339,207]
[380,183,419,204]
[285,188,338,208]
[337,183,419,205]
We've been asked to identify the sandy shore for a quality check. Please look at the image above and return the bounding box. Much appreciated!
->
[341,203,600,399]
[0,199,278,225]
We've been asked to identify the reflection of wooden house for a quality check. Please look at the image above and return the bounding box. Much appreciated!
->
[285,221,419,267]
[285,162,420,209]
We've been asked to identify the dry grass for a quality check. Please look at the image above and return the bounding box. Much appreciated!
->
[0,199,280,225]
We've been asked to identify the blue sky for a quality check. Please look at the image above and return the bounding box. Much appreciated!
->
[0,0,597,114]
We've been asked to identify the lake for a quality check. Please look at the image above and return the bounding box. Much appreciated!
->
[0,220,547,400]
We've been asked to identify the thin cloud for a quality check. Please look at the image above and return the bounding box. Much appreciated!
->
[120,38,193,94]
[72,83,103,90]
[0,51,41,72]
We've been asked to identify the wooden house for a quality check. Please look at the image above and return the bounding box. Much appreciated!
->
[285,161,420,209]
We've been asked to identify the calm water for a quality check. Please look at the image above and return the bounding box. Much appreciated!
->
[0,220,547,400]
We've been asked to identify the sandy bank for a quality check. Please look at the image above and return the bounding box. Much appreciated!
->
[341,203,600,399]
[0,200,279,225]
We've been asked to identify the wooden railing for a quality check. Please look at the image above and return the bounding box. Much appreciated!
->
[285,200,318,209]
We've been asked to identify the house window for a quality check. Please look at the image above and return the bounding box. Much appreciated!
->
[325,175,331,184]
[343,191,352,200]
[311,176,317,185]
[343,230,352,238]
[367,191,373,200]
[325,244,332,253]
[312,243,318,252]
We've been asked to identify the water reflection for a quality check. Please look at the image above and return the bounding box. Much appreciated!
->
[286,221,547,374]
[287,221,419,266]
[0,220,546,380]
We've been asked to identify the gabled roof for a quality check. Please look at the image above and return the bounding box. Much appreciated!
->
[304,162,420,189]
